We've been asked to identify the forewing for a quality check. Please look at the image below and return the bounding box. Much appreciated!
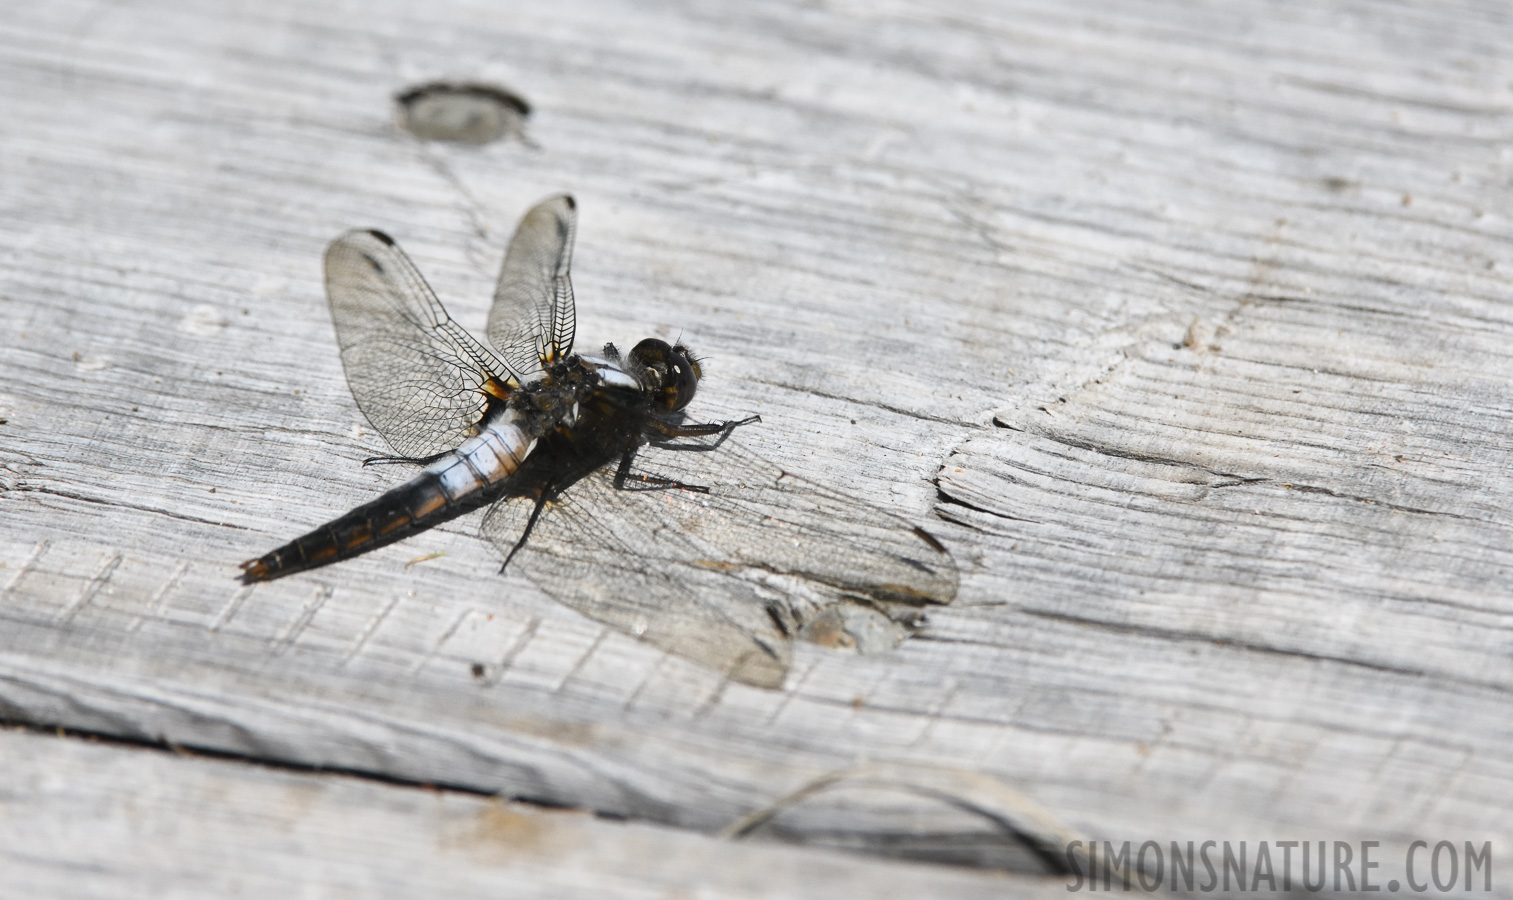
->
[325,230,508,460]
[488,195,577,377]
[479,440,956,688]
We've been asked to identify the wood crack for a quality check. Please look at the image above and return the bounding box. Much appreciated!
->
[745,376,973,427]
[973,428,1480,521]
[0,717,503,799]
[5,485,249,531]
[1280,483,1483,522]
[934,490,1041,527]
[1016,608,1513,694]
[1015,426,1263,484]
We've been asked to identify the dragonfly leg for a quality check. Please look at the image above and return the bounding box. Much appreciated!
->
[646,414,760,451]
[612,446,711,493]
[499,487,553,574]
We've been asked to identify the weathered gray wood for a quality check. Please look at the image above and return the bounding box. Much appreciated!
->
[1,0,1511,887]
[0,726,1050,898]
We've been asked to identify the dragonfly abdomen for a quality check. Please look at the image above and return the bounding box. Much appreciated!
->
[432,414,538,500]
[239,418,535,583]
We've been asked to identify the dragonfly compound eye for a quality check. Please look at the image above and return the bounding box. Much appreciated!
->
[630,338,700,411]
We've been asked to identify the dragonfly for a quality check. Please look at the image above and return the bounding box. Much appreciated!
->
[240,195,957,687]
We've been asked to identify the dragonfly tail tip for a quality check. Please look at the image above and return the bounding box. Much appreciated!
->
[238,558,273,583]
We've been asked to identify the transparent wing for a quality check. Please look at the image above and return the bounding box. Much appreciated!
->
[481,440,957,688]
[487,194,577,377]
[325,229,509,460]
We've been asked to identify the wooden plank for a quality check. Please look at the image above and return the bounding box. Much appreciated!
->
[0,0,1509,875]
[0,726,1049,898]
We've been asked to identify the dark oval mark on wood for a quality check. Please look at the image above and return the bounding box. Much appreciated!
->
[395,82,531,145]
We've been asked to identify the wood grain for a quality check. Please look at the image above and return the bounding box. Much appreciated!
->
[1,0,1510,887]
[0,726,1050,898]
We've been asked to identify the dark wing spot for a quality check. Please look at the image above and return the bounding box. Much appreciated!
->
[751,636,783,660]
[765,601,792,637]
[367,230,396,246]
[912,526,948,554]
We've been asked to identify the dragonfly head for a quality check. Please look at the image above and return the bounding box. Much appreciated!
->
[630,338,701,412]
